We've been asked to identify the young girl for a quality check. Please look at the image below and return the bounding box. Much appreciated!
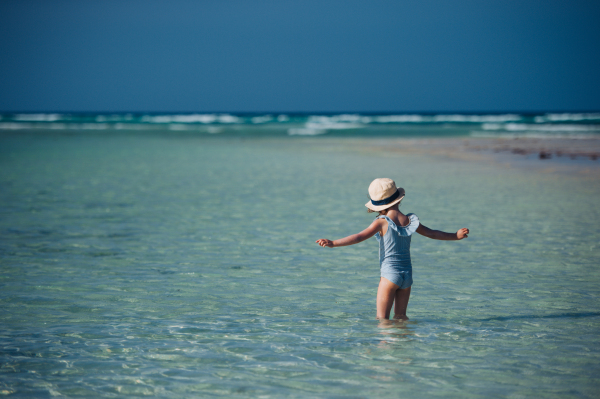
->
[316,178,469,320]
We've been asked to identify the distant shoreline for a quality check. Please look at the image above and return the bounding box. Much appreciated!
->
[353,136,600,176]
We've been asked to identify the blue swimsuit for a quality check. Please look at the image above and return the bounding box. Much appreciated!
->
[374,214,420,289]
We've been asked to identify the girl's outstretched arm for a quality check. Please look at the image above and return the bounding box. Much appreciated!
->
[416,224,469,241]
[316,219,385,248]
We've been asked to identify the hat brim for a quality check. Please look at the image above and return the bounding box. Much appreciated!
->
[365,195,404,212]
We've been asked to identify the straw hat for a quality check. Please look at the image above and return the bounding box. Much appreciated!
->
[365,178,405,212]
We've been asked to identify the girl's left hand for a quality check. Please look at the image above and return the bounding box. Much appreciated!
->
[316,239,334,247]
[456,228,469,240]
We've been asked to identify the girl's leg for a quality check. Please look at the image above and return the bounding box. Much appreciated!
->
[376,277,399,319]
[393,286,411,320]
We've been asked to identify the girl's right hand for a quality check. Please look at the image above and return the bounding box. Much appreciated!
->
[316,239,334,248]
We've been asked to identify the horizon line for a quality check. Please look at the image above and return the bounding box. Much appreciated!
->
[2,110,600,115]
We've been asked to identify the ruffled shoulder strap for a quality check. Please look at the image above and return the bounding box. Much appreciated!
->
[376,215,392,224]
[402,213,420,236]
[376,214,419,236]
[376,215,394,232]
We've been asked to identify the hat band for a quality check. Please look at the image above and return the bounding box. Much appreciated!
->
[370,189,400,206]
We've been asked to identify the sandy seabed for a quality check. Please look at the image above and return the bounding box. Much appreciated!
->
[1,131,599,398]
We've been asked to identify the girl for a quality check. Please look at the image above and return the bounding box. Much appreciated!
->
[316,178,469,320]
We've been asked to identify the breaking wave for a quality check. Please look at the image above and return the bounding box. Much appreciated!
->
[1,112,598,137]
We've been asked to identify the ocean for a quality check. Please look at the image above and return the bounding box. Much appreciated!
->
[1,111,600,138]
[1,113,599,397]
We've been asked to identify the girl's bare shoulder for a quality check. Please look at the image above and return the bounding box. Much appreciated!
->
[370,217,386,227]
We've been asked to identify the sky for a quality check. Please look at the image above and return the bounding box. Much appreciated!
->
[0,0,599,113]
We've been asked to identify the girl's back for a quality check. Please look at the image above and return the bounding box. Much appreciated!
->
[375,212,420,272]
[378,209,410,236]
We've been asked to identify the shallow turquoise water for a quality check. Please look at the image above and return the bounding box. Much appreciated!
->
[1,131,599,397]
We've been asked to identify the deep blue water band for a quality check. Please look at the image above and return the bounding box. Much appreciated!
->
[370,189,400,206]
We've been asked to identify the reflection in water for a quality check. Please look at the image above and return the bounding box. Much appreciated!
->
[377,319,415,347]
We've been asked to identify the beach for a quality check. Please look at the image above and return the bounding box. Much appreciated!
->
[1,124,599,397]
[344,135,600,169]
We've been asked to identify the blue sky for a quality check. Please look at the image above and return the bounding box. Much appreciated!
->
[0,0,599,113]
